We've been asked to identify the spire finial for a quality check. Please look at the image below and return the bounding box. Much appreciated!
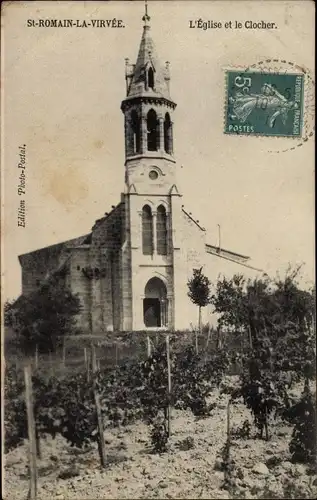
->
[142,0,150,27]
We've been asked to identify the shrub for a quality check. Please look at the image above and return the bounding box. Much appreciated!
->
[288,389,316,463]
[150,417,169,453]
[9,282,82,354]
[4,366,27,452]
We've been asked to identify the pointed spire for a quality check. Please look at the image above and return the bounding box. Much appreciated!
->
[122,1,175,102]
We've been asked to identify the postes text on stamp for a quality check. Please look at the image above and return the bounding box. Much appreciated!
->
[225,71,304,137]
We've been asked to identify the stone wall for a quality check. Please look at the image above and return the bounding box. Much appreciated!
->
[121,194,133,331]
[172,209,207,330]
[19,235,90,296]
[89,202,126,333]
[68,246,91,331]
[19,243,67,296]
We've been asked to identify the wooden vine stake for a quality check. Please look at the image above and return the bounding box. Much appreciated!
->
[62,337,66,368]
[248,325,253,350]
[24,364,38,500]
[147,335,152,358]
[92,346,107,468]
[216,327,222,349]
[224,399,232,489]
[166,334,172,437]
[34,344,38,370]
[48,350,53,377]
[204,326,211,364]
[195,326,199,356]
[227,400,231,444]
[264,405,269,441]
[84,347,90,382]
[35,426,41,460]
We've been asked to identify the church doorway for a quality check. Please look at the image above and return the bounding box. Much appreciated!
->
[143,277,168,328]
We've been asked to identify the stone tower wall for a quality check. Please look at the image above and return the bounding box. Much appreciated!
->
[89,203,126,333]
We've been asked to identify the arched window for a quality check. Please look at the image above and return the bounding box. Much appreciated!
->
[147,109,159,151]
[148,67,154,90]
[156,205,167,255]
[142,205,153,255]
[131,110,140,154]
[164,113,172,154]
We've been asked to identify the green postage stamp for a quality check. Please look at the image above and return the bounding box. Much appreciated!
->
[225,71,304,137]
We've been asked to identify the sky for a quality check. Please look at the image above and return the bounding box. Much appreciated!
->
[2,0,315,301]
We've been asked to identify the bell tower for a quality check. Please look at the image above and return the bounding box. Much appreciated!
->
[120,3,183,331]
[120,2,178,195]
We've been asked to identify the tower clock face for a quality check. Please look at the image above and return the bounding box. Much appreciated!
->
[149,170,159,180]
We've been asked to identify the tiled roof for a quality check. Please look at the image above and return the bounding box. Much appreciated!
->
[206,243,250,262]
[206,244,263,271]
[18,234,91,268]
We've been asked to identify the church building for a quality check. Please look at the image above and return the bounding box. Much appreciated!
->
[18,8,262,332]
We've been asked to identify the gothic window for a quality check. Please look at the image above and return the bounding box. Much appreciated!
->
[148,67,154,90]
[156,205,167,255]
[131,110,141,154]
[164,113,172,154]
[142,205,153,255]
[147,109,159,151]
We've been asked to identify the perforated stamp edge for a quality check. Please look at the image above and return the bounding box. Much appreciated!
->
[222,59,314,154]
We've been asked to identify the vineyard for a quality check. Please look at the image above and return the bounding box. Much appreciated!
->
[4,329,317,500]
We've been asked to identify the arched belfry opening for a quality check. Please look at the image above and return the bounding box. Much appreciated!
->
[131,110,141,154]
[164,113,172,154]
[143,277,168,327]
[147,109,159,151]
[148,67,154,90]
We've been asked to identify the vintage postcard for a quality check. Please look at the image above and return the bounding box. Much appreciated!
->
[1,1,315,499]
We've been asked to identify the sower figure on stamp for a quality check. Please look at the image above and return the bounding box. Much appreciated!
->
[229,83,299,128]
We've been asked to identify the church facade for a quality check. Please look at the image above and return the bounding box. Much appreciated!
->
[19,11,261,333]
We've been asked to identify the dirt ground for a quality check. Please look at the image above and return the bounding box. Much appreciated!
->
[4,379,317,500]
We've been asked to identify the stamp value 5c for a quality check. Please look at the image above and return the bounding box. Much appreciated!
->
[225,71,304,137]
